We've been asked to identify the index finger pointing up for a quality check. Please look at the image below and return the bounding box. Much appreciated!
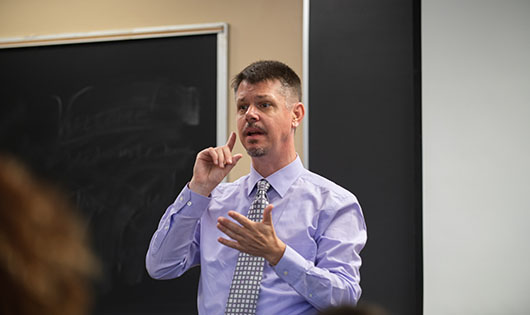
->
[226,132,237,151]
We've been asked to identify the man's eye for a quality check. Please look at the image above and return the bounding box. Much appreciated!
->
[260,103,271,108]
[238,105,249,112]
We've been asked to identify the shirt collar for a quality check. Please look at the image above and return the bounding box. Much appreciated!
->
[247,155,305,198]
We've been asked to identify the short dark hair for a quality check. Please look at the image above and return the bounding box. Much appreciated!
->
[232,60,302,101]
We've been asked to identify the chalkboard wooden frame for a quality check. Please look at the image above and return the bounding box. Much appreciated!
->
[0,22,228,146]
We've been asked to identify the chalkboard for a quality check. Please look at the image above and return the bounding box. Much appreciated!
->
[308,1,422,314]
[0,25,226,314]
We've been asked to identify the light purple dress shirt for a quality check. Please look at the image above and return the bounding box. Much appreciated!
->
[146,156,367,314]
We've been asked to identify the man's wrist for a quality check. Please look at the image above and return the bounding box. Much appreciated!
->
[267,241,286,266]
[189,180,213,197]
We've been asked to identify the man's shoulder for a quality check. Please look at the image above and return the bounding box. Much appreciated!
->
[297,169,358,202]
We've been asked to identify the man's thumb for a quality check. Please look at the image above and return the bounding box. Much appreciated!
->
[226,154,243,171]
[263,204,274,224]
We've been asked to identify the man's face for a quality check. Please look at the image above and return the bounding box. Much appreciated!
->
[235,79,295,158]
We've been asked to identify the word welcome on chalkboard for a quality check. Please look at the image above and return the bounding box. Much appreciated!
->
[0,24,227,314]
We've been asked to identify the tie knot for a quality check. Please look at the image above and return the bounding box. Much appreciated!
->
[257,179,270,193]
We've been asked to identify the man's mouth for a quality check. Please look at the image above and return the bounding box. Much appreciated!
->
[244,126,266,137]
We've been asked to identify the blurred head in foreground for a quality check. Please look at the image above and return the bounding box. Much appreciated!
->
[319,304,389,315]
[0,156,98,315]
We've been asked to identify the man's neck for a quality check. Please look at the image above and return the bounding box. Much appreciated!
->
[251,150,297,178]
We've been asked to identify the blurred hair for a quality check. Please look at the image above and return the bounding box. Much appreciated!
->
[0,156,98,315]
[232,60,302,102]
[318,304,389,315]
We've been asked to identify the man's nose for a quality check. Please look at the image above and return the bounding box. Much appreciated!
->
[245,104,259,122]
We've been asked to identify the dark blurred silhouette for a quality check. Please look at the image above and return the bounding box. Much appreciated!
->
[0,156,98,315]
[319,303,389,315]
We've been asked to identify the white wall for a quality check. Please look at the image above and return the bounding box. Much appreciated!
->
[423,1,530,314]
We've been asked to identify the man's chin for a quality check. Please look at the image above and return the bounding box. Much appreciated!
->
[246,147,267,157]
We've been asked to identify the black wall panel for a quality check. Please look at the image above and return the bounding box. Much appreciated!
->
[309,1,422,314]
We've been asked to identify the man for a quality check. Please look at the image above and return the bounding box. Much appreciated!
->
[146,60,367,314]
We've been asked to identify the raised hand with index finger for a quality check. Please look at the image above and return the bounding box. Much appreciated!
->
[189,132,243,197]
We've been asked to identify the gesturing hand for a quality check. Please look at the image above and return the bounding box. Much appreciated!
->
[189,132,243,196]
[217,204,286,266]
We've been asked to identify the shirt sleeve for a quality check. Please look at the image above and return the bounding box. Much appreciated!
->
[145,184,211,280]
[271,198,367,310]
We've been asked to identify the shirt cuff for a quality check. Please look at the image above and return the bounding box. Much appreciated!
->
[272,244,310,286]
[171,184,211,218]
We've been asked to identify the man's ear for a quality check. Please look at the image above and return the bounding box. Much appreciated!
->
[291,102,305,128]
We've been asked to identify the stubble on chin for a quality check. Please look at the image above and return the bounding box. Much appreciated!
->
[244,138,268,157]
[246,147,267,157]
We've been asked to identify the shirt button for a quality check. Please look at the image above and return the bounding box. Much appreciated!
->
[180,197,184,201]
[283,271,288,276]
[309,293,313,298]
[187,201,192,206]
[164,226,169,230]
